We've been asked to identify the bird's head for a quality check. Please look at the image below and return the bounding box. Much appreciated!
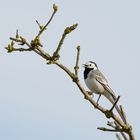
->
[83,61,98,70]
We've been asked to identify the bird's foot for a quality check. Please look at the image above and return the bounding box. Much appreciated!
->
[84,91,93,100]
[87,91,94,97]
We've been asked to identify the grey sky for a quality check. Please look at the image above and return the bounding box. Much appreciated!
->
[0,0,139,140]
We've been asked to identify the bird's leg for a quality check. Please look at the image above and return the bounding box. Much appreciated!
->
[96,94,101,105]
[87,91,93,96]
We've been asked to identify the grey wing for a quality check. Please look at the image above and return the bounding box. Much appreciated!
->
[95,71,126,123]
[95,72,117,100]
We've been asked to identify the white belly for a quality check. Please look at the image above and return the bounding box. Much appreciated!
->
[85,78,105,94]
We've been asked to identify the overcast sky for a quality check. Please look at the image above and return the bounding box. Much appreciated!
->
[0,0,139,140]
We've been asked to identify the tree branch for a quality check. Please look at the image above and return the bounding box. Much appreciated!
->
[116,133,123,140]
[53,23,78,59]
[35,4,58,39]
[74,45,80,76]
[97,127,124,132]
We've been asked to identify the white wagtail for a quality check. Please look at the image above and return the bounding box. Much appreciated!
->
[83,61,125,123]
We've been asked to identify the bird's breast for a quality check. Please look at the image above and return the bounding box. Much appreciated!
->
[85,78,105,94]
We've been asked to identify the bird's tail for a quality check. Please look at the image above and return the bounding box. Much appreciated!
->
[104,92,126,124]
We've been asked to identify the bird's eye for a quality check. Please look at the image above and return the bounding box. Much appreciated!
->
[90,64,92,66]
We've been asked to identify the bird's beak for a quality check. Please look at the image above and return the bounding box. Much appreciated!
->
[82,64,86,67]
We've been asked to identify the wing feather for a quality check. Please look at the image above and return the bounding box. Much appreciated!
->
[95,71,126,123]
[95,74,116,100]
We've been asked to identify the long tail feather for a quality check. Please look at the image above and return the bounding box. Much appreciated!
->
[103,92,126,124]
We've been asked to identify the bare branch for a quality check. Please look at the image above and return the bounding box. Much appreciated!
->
[116,134,123,140]
[97,127,124,132]
[107,121,116,128]
[74,45,80,76]
[9,37,50,60]
[35,4,58,39]
[53,23,78,59]
[120,105,129,126]
[120,108,135,140]
[114,121,129,140]
[36,20,44,30]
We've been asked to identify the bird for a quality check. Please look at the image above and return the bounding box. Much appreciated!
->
[83,61,125,123]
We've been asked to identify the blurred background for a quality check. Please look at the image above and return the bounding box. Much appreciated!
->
[0,0,139,139]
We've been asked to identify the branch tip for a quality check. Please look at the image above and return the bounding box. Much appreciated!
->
[97,127,124,132]
[77,45,80,50]
[74,45,80,75]
[36,5,57,39]
[16,29,19,39]
[53,4,58,13]
[64,23,78,34]
[53,24,78,60]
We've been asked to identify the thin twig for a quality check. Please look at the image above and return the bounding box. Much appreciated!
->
[13,48,32,52]
[36,20,43,30]
[118,106,135,140]
[107,121,128,140]
[114,121,129,140]
[120,105,128,126]
[107,121,116,128]
[36,4,57,39]
[53,24,78,59]
[116,133,123,140]
[9,37,50,60]
[74,45,80,76]
[97,127,123,132]
[121,133,129,140]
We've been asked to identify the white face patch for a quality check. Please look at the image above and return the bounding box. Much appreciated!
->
[85,61,98,70]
